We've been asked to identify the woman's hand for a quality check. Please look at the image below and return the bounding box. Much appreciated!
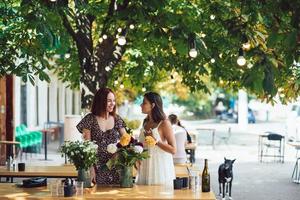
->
[134,160,142,170]
[90,166,96,184]
[144,128,157,141]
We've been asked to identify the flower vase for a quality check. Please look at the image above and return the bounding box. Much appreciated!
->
[77,169,91,188]
[120,166,133,188]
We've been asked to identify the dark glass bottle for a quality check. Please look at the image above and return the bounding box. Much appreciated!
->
[201,159,210,192]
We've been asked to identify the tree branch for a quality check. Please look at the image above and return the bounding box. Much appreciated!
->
[116,0,130,11]
[59,10,79,44]
[101,0,116,35]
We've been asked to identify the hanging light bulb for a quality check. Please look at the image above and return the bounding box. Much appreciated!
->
[105,66,110,71]
[188,33,197,58]
[114,80,118,85]
[117,28,122,33]
[142,84,146,92]
[117,29,127,46]
[189,48,197,58]
[237,48,246,66]
[102,34,108,39]
[210,15,215,20]
[210,58,215,63]
[129,24,135,29]
[117,36,126,46]
[64,53,71,59]
[120,82,124,89]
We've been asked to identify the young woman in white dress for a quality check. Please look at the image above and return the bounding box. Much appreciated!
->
[136,92,176,186]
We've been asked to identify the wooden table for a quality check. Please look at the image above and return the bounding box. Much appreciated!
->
[0,164,190,181]
[0,140,20,159]
[0,165,77,182]
[0,183,217,199]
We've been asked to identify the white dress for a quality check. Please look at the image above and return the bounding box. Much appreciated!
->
[136,122,175,186]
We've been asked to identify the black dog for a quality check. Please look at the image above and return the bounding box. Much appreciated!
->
[218,158,236,200]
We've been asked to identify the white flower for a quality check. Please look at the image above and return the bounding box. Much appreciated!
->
[107,143,118,154]
[133,145,143,154]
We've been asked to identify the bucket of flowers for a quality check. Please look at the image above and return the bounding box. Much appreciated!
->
[60,140,98,188]
[106,132,149,188]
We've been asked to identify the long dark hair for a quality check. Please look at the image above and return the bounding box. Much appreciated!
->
[91,88,116,118]
[168,114,192,143]
[144,92,166,123]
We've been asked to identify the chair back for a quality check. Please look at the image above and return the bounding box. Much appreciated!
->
[267,133,283,141]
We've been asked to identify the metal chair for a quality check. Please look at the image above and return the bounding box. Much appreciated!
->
[259,132,285,163]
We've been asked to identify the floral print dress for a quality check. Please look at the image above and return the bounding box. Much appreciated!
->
[76,113,125,184]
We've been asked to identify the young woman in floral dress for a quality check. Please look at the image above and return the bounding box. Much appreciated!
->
[77,88,126,184]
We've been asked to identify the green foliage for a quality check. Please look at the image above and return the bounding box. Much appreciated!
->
[1,0,300,105]
[123,118,141,130]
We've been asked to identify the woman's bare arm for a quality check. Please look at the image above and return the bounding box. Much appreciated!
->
[157,120,177,155]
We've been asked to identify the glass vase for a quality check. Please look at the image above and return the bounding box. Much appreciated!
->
[77,168,91,188]
[120,166,133,188]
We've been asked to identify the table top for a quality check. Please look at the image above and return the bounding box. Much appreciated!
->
[288,141,300,148]
[0,183,216,200]
[0,164,191,178]
[185,143,197,150]
[0,165,77,178]
[0,140,20,145]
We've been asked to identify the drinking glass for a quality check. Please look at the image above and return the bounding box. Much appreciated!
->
[189,170,200,192]
[76,181,84,197]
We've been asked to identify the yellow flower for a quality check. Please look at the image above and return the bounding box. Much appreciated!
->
[145,136,156,147]
[120,133,131,146]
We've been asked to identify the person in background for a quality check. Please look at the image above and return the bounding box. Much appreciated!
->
[136,92,176,187]
[76,88,127,185]
[168,114,190,164]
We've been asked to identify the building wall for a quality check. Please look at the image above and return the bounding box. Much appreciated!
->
[14,75,81,129]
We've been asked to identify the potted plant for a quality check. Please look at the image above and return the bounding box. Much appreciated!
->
[106,132,149,188]
[60,140,98,188]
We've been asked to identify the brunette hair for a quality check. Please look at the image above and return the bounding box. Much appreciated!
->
[91,88,116,118]
[168,114,192,143]
[144,92,166,123]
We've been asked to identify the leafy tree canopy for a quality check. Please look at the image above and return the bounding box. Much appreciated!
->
[1,0,300,108]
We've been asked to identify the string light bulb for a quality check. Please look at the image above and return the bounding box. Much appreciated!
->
[237,48,246,66]
[120,82,124,89]
[117,36,126,46]
[142,84,146,92]
[129,24,135,29]
[105,66,110,71]
[188,33,197,58]
[102,34,107,39]
[189,48,197,58]
[64,53,70,59]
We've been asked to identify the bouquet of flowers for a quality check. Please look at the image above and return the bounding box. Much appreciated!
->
[106,133,149,170]
[60,140,98,170]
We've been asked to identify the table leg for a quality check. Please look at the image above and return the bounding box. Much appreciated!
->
[212,130,215,150]
[45,131,47,160]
